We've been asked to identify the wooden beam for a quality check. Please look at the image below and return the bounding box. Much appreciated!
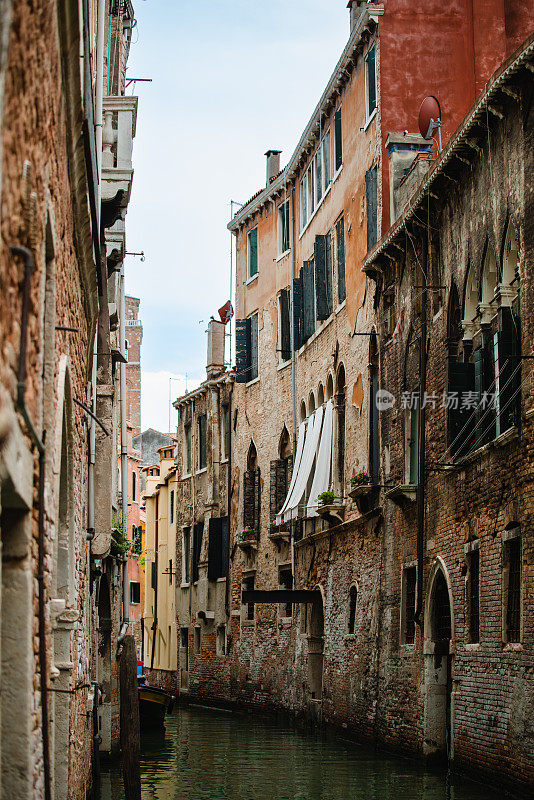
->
[242,589,321,604]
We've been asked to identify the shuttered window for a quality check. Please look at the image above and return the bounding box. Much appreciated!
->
[366,47,377,119]
[279,289,291,362]
[494,308,520,435]
[235,313,259,383]
[302,261,316,342]
[365,166,378,251]
[278,200,290,255]
[247,227,258,278]
[314,234,333,321]
[293,276,302,350]
[270,456,293,521]
[197,413,207,470]
[207,516,229,582]
[334,107,343,172]
[448,360,475,459]
[336,216,346,303]
[182,526,191,584]
[184,422,192,474]
[191,521,203,583]
[243,468,261,533]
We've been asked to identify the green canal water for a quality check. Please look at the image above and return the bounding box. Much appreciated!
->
[98,705,507,800]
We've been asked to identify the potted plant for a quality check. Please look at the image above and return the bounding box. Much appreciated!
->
[349,471,378,514]
[241,526,256,540]
[350,470,371,488]
[318,491,335,506]
[316,491,345,524]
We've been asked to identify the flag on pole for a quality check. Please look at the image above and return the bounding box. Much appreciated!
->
[218,301,234,324]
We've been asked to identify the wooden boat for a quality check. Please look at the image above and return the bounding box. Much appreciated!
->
[137,660,175,727]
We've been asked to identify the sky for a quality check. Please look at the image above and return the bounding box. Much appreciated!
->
[124,0,349,432]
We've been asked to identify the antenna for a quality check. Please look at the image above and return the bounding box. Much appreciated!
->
[418,96,442,153]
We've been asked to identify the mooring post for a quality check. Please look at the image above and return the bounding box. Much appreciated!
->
[119,635,141,800]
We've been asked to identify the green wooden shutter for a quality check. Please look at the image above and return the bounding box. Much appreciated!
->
[334,107,343,172]
[280,288,291,361]
[270,460,278,521]
[448,360,475,458]
[325,232,333,315]
[314,235,329,321]
[293,276,302,350]
[250,313,258,380]
[366,167,378,251]
[337,217,346,303]
[235,318,251,383]
[303,260,315,341]
[367,48,376,117]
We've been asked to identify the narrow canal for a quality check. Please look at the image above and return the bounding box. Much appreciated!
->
[98,705,505,800]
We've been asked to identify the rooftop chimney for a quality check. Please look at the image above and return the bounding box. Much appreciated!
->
[207,318,226,379]
[347,1,364,31]
[265,150,281,186]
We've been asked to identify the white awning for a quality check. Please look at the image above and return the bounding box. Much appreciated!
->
[276,419,306,521]
[307,399,333,517]
[276,406,323,523]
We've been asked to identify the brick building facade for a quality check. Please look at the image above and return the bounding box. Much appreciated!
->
[148,3,534,795]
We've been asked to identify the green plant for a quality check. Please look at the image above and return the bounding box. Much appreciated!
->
[351,471,371,487]
[241,526,255,539]
[318,491,335,505]
[112,515,132,556]
[138,554,145,568]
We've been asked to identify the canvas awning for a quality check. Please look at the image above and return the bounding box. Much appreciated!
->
[276,407,323,523]
[307,399,333,517]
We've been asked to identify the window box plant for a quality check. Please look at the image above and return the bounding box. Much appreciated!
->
[316,492,345,524]
[348,471,373,499]
[237,527,258,552]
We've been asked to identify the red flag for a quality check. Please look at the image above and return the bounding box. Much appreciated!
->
[218,301,234,324]
[392,309,404,344]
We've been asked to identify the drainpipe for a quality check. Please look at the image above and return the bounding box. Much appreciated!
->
[225,379,233,618]
[290,187,297,578]
[11,245,52,800]
[414,233,428,628]
[188,398,196,624]
[117,260,129,649]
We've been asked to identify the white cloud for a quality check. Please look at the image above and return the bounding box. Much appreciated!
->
[142,371,201,434]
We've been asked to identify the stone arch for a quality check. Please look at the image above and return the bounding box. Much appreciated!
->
[479,240,498,322]
[53,359,75,603]
[325,373,334,400]
[308,390,316,415]
[447,282,462,359]
[279,425,291,460]
[500,216,519,302]
[423,558,454,760]
[307,586,325,701]
[246,439,258,471]
[462,262,478,339]
[299,399,307,423]
[317,382,324,406]
[347,583,358,634]
[334,364,346,494]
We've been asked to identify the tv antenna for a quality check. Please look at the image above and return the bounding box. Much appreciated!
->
[419,96,442,153]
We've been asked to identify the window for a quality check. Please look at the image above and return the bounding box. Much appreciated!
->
[235,313,259,383]
[192,522,203,583]
[365,166,378,251]
[365,47,377,120]
[221,403,230,461]
[403,566,417,644]
[129,581,141,604]
[301,259,316,343]
[278,200,290,255]
[207,516,229,581]
[247,227,258,279]
[197,414,207,470]
[168,558,173,585]
[216,625,226,656]
[270,456,292,521]
[132,525,142,555]
[466,545,480,643]
[279,567,293,618]
[194,626,201,654]
[334,107,342,172]
[300,131,332,230]
[132,470,137,501]
[314,234,333,321]
[184,422,192,474]
[151,561,156,590]
[503,531,521,643]
[278,288,291,362]
[347,586,357,634]
[170,489,174,524]
[336,216,346,303]
[405,403,419,485]
[242,575,255,621]
[369,335,379,482]
[494,308,520,436]
[182,526,191,584]
[244,442,261,533]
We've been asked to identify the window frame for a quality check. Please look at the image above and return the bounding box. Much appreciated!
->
[221,403,230,462]
[278,288,291,365]
[278,565,293,620]
[247,226,259,280]
[277,199,291,257]
[365,46,377,123]
[181,525,191,585]
[129,580,141,605]
[465,541,480,644]
[401,565,417,645]
[197,413,207,471]
[300,129,332,232]
[502,529,522,644]
[347,585,358,635]
[334,106,343,173]
[183,422,192,476]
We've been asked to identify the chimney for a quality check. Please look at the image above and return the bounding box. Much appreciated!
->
[385,132,432,223]
[265,150,281,186]
[206,318,226,378]
[347,1,362,31]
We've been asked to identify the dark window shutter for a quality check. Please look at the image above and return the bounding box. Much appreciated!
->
[314,235,331,321]
[325,232,333,314]
[473,348,484,448]
[208,517,228,581]
[270,460,278,521]
[367,48,376,116]
[448,360,475,458]
[235,318,251,383]
[254,467,261,532]
[334,107,343,172]
[303,260,315,341]
[293,276,302,350]
[337,217,346,303]
[250,314,258,380]
[366,166,378,251]
[280,288,291,361]
[244,470,260,532]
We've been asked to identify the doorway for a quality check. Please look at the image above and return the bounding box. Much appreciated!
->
[424,562,453,761]
[307,592,324,701]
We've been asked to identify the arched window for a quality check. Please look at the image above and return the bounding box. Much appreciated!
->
[347,585,357,634]
[501,218,519,294]
[300,400,307,423]
[308,390,316,415]
[270,427,292,521]
[326,373,334,400]
[447,283,474,458]
[244,441,260,533]
[403,330,420,485]
[480,244,498,323]
[369,334,379,482]
[317,383,325,406]
[462,263,478,340]
[335,364,346,492]
[132,470,137,502]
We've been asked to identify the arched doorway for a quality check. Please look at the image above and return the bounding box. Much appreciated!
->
[307,591,324,704]
[424,562,454,761]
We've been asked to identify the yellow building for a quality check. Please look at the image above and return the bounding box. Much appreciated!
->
[142,444,178,676]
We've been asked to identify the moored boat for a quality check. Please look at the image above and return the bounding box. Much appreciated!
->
[137,660,175,727]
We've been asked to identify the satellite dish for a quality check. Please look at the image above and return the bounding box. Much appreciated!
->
[418,96,442,151]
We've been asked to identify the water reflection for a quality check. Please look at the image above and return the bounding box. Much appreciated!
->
[99,705,502,800]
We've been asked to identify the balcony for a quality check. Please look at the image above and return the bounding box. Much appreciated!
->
[102,95,138,219]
